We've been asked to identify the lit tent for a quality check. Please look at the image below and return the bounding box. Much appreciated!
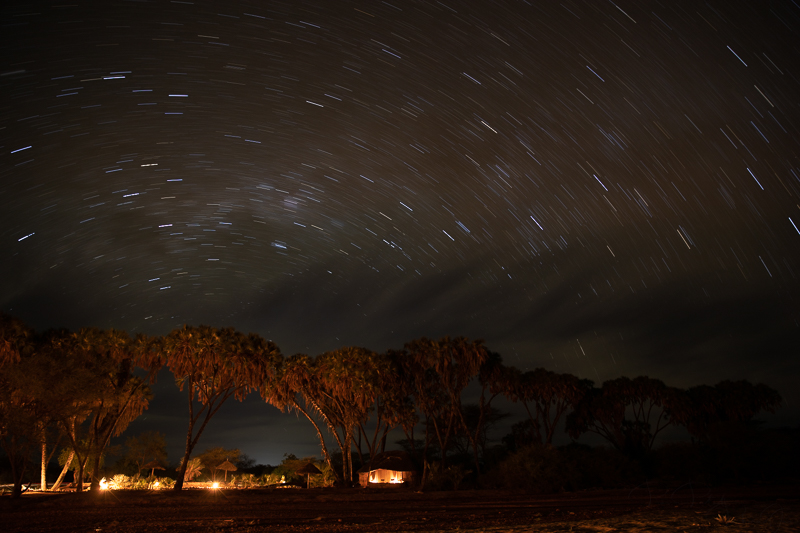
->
[357,450,416,487]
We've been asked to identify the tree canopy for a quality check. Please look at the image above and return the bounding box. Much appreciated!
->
[0,313,785,493]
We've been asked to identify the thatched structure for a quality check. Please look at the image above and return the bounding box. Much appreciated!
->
[141,460,165,480]
[216,459,237,482]
[296,462,323,488]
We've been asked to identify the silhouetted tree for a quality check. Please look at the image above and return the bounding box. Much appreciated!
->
[0,314,30,367]
[506,367,592,446]
[566,376,681,457]
[671,380,782,442]
[121,431,168,477]
[356,350,417,466]
[460,351,508,474]
[195,446,241,481]
[0,315,40,498]
[502,419,538,452]
[402,336,488,484]
[452,403,509,467]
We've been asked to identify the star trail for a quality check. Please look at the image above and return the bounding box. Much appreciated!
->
[2,1,798,462]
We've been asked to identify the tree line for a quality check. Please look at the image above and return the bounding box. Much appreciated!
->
[0,313,783,498]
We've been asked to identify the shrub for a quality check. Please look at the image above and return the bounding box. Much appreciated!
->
[110,474,131,489]
[155,477,175,489]
[423,462,472,491]
[482,443,642,493]
[650,424,800,485]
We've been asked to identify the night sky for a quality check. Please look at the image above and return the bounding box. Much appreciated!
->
[2,1,799,465]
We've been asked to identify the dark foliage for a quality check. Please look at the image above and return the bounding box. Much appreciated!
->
[0,313,789,493]
[482,443,643,492]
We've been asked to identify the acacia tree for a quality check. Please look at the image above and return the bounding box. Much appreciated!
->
[458,351,508,474]
[0,314,40,498]
[452,404,507,455]
[196,446,241,481]
[0,320,103,496]
[34,328,95,492]
[164,326,280,490]
[260,353,343,485]
[87,329,153,491]
[504,367,591,447]
[402,336,488,477]
[122,431,168,477]
[46,328,154,492]
[670,380,782,442]
[399,339,449,472]
[356,350,417,465]
[313,346,388,484]
[0,314,28,366]
[566,376,680,457]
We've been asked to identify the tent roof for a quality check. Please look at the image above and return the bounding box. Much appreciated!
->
[216,460,238,471]
[296,462,323,475]
[357,450,416,474]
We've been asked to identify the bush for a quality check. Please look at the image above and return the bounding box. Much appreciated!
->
[651,424,800,485]
[482,443,643,493]
[110,474,131,489]
[155,477,175,489]
[423,462,472,491]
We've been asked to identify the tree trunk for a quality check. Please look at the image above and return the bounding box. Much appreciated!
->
[420,419,431,489]
[295,399,342,484]
[472,443,481,477]
[75,453,89,492]
[51,450,74,491]
[89,449,103,492]
[8,435,26,499]
[344,428,353,485]
[41,437,48,491]
[467,393,496,477]
[354,430,365,473]
[431,415,448,468]
[173,388,197,491]
[302,394,347,484]
[12,478,23,499]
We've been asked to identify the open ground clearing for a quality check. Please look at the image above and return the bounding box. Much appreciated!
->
[2,486,798,532]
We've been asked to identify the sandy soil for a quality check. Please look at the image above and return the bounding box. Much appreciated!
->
[2,485,798,532]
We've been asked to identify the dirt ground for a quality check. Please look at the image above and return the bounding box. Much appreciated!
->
[2,485,798,532]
